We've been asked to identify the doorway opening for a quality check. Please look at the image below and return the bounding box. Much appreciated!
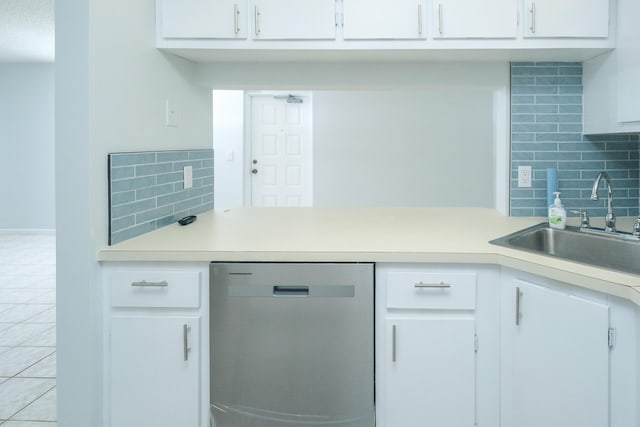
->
[212,90,314,209]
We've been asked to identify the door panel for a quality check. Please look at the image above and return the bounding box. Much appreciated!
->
[161,0,248,39]
[250,95,312,207]
[110,316,200,426]
[252,0,336,39]
[386,318,476,427]
[524,0,609,38]
[434,0,517,39]
[343,0,426,40]
[503,280,610,427]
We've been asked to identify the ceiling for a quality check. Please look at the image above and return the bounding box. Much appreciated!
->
[0,0,54,62]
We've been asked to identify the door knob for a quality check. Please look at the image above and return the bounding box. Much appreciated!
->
[251,169,258,174]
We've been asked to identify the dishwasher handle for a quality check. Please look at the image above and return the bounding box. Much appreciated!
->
[273,285,309,297]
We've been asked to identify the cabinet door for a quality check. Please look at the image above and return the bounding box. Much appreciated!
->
[386,318,475,427]
[160,0,248,39]
[343,0,425,40]
[252,0,336,39]
[109,316,200,427]
[433,0,517,39]
[616,0,640,123]
[524,0,609,38]
[501,279,609,427]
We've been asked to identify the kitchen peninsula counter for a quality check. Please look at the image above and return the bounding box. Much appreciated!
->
[98,207,640,306]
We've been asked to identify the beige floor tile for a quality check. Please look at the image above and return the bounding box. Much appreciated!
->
[0,289,49,304]
[24,307,55,324]
[27,277,56,290]
[0,322,14,332]
[0,378,55,419]
[0,347,55,377]
[0,233,56,423]
[0,324,54,347]
[27,291,55,305]
[0,303,17,313]
[0,304,54,323]
[12,387,57,422]
[18,353,56,379]
[20,327,56,347]
[1,421,56,426]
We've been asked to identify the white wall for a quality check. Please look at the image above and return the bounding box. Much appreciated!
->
[213,90,245,208]
[0,63,55,229]
[56,0,212,425]
[313,89,495,207]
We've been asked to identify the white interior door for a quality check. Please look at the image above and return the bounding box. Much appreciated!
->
[250,95,313,207]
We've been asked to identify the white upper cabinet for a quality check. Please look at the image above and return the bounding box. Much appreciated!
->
[160,0,248,39]
[156,0,615,61]
[252,0,336,39]
[343,0,426,40]
[433,0,518,39]
[615,0,640,124]
[524,0,610,38]
[584,0,640,133]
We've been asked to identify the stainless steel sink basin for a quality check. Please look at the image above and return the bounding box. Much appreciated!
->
[490,223,640,275]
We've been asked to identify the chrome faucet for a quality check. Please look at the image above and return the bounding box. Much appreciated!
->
[590,171,616,232]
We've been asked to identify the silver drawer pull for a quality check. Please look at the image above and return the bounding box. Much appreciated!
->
[183,324,191,361]
[392,324,397,362]
[515,286,523,325]
[414,281,451,288]
[131,280,168,287]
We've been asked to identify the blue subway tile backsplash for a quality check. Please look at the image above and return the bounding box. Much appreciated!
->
[108,149,214,245]
[510,62,640,218]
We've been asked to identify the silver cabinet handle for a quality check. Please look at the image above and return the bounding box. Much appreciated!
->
[183,324,191,361]
[234,3,240,34]
[254,5,260,35]
[417,3,423,35]
[515,286,522,325]
[530,2,536,34]
[131,280,168,287]
[414,281,451,288]
[438,3,443,34]
[392,324,397,362]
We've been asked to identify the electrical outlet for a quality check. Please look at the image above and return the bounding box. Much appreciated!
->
[518,165,532,188]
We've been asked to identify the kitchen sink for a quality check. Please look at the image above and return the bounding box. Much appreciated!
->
[490,223,640,275]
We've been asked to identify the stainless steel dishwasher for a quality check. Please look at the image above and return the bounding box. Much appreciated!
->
[210,262,375,427]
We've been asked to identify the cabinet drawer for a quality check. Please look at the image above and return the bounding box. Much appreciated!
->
[386,271,476,310]
[108,270,201,308]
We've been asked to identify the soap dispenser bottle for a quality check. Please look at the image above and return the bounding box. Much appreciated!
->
[548,191,567,229]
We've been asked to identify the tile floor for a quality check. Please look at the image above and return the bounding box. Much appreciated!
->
[0,231,56,426]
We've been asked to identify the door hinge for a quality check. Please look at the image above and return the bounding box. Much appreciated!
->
[474,334,478,353]
[608,328,616,349]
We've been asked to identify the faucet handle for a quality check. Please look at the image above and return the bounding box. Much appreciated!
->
[633,217,640,236]
[570,209,590,229]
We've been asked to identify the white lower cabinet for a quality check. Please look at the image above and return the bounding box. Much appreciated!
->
[376,264,501,427]
[385,318,475,426]
[103,263,209,427]
[500,270,611,427]
[110,316,201,427]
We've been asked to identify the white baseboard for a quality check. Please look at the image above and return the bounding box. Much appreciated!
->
[0,229,56,235]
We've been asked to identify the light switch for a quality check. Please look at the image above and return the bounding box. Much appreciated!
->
[165,99,177,127]
[183,166,193,189]
[226,150,234,161]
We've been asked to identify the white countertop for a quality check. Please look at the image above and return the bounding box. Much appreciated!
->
[98,208,640,306]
